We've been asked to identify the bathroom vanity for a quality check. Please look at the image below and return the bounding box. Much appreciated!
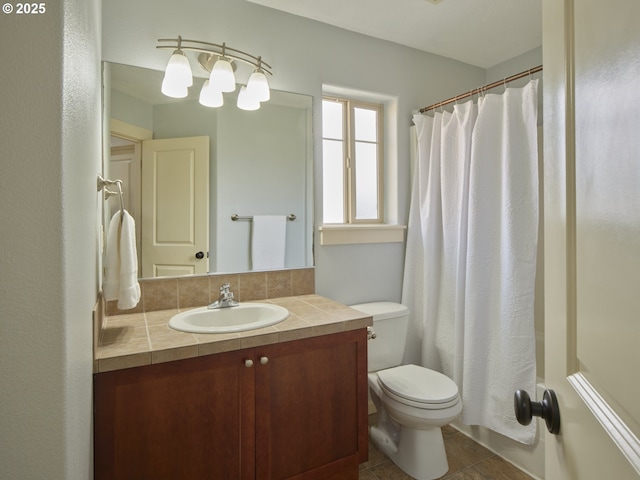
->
[94,295,371,480]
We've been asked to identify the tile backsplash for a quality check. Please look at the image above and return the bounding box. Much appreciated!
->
[105,268,315,316]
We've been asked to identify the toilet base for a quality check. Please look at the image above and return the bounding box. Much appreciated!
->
[377,424,449,480]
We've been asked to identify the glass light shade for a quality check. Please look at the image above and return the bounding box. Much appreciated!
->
[199,80,224,108]
[161,75,189,98]
[246,70,270,102]
[237,86,260,111]
[164,50,192,85]
[210,58,236,93]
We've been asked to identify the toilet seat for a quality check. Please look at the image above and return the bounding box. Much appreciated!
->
[377,364,460,410]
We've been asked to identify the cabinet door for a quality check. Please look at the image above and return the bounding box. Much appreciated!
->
[94,350,255,480]
[254,329,368,480]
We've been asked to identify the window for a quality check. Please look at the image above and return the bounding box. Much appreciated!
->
[322,97,383,224]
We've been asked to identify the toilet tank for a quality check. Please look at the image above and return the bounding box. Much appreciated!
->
[349,302,409,373]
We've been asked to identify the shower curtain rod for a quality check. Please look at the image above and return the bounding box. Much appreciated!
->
[419,65,543,113]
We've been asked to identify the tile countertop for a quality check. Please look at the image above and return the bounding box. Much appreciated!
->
[95,294,373,373]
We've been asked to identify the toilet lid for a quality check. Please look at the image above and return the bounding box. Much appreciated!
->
[377,364,459,405]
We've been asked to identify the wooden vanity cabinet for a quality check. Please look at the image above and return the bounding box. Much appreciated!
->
[94,346,254,479]
[94,329,368,480]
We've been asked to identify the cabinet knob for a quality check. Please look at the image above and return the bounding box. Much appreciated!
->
[367,327,377,340]
[260,356,269,365]
[244,359,254,368]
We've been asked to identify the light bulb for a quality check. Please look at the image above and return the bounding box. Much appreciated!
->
[161,49,192,96]
[246,70,270,102]
[210,57,236,93]
[199,80,224,108]
[237,86,260,111]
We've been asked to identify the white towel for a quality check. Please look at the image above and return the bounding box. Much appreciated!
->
[103,210,141,310]
[251,215,287,270]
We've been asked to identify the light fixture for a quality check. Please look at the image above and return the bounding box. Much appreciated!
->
[160,37,193,98]
[210,57,236,93]
[161,51,192,98]
[237,85,260,111]
[246,62,270,102]
[157,36,273,109]
[199,80,224,108]
[161,77,189,99]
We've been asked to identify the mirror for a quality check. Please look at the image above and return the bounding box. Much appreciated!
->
[104,62,314,278]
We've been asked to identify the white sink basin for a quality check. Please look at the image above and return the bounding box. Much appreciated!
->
[169,303,289,334]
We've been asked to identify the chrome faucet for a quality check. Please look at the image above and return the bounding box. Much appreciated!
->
[208,283,239,309]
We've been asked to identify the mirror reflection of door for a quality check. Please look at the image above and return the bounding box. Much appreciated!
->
[141,136,210,278]
[109,135,142,271]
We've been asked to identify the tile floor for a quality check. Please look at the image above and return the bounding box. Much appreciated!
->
[359,417,536,480]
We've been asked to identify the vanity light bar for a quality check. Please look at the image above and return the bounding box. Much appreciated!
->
[157,36,273,109]
[156,37,273,75]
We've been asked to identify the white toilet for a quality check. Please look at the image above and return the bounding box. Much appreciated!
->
[350,302,462,480]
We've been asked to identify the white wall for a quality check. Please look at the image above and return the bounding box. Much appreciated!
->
[112,90,154,130]
[486,46,543,83]
[0,0,101,479]
[102,0,487,305]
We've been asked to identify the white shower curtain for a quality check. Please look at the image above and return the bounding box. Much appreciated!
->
[402,80,539,444]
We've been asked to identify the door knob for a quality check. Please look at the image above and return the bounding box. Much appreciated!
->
[244,359,254,368]
[514,389,561,434]
[195,251,205,259]
[260,356,269,365]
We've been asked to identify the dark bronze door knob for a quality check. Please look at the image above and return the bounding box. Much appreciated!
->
[514,389,561,434]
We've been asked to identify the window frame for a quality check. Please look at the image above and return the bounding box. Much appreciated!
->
[322,96,384,225]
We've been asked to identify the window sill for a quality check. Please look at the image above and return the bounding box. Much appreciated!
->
[318,224,406,246]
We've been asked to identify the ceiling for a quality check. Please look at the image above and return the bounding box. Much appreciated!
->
[247,0,542,69]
